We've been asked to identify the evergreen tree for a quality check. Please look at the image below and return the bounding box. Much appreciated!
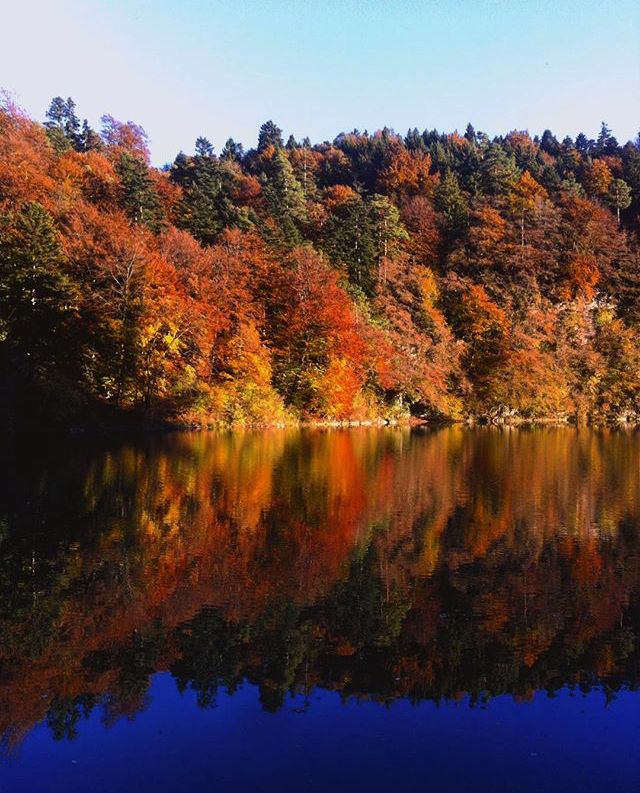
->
[464,123,477,144]
[539,163,562,192]
[44,97,66,128]
[44,96,82,152]
[434,170,468,239]
[575,133,593,155]
[479,145,520,195]
[116,153,164,231]
[405,127,425,152]
[596,122,619,155]
[621,143,640,220]
[607,178,632,225]
[540,129,560,156]
[322,193,377,294]
[0,203,80,386]
[221,138,244,162]
[368,194,408,277]
[171,151,246,244]
[560,172,586,198]
[62,98,81,146]
[258,120,284,152]
[78,119,102,152]
[321,194,406,295]
[195,136,214,157]
[262,149,307,247]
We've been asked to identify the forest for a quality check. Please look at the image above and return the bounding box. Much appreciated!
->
[1,95,640,427]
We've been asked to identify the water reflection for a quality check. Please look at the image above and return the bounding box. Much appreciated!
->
[1,427,640,750]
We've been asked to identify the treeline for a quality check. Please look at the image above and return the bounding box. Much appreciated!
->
[1,95,640,426]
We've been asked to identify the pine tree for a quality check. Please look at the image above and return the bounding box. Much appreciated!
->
[464,123,477,144]
[116,153,164,231]
[368,194,408,281]
[479,145,520,195]
[262,149,307,247]
[44,97,66,128]
[607,178,632,225]
[62,98,81,146]
[621,143,640,221]
[78,119,102,152]
[405,128,425,152]
[257,120,283,152]
[171,151,245,244]
[434,170,468,239]
[560,173,585,198]
[575,133,593,155]
[0,203,79,383]
[44,96,82,152]
[195,137,214,157]
[540,129,560,156]
[322,192,376,294]
[221,138,244,162]
[596,122,619,156]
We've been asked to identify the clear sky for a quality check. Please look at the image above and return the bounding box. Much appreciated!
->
[2,0,639,164]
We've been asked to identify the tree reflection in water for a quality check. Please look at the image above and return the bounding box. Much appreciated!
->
[1,426,640,750]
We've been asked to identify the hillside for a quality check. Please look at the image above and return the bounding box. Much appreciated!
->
[1,96,640,427]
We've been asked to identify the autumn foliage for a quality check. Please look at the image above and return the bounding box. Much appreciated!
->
[1,99,640,426]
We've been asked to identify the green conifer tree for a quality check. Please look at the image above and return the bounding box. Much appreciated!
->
[116,153,164,231]
[0,203,80,385]
[434,170,469,239]
[262,149,307,247]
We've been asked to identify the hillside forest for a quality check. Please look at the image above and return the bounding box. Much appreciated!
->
[2,95,640,427]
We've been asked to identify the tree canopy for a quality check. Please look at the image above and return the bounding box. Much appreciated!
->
[1,97,640,427]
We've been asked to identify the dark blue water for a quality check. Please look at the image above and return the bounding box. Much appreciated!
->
[4,676,640,793]
[2,427,640,791]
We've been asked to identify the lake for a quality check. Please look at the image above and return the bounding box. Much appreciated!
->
[1,426,640,792]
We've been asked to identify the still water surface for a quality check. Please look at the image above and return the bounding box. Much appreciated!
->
[1,427,640,791]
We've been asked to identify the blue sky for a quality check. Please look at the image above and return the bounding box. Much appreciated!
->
[2,0,639,164]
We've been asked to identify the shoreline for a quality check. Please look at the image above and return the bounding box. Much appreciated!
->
[60,414,640,436]
[6,409,640,438]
